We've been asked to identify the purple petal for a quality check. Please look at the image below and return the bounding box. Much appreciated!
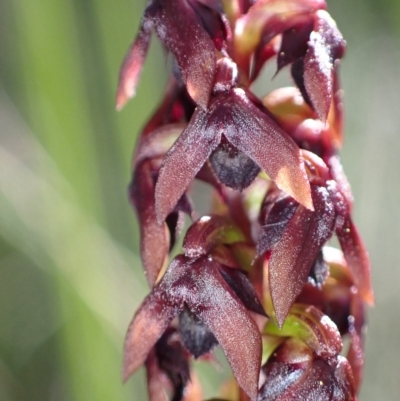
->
[304,10,346,122]
[153,0,217,108]
[187,258,262,400]
[269,185,335,326]
[222,89,313,210]
[155,108,221,223]
[122,289,176,382]
[129,162,169,287]
[116,12,153,110]
[304,33,333,122]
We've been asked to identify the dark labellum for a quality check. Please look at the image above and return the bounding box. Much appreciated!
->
[179,307,218,358]
[210,139,261,190]
[308,250,329,287]
[154,328,190,401]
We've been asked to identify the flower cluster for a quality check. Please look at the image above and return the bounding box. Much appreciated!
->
[116,1,373,400]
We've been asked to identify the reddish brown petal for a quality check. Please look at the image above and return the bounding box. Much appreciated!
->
[346,284,365,393]
[262,87,314,128]
[304,31,333,122]
[183,215,245,258]
[155,108,221,223]
[314,10,346,61]
[122,290,176,382]
[223,89,313,210]
[336,218,374,305]
[223,189,253,240]
[269,186,335,326]
[195,161,224,190]
[304,10,345,122]
[162,256,262,399]
[154,0,217,109]
[187,259,262,400]
[130,162,169,287]
[116,13,153,110]
[210,245,241,268]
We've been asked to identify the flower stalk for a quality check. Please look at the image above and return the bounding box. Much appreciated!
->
[116,1,373,400]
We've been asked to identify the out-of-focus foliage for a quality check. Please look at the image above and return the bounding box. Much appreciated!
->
[0,0,398,400]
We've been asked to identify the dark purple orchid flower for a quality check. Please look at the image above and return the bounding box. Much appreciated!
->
[234,0,345,122]
[116,0,228,110]
[261,304,356,401]
[155,57,313,225]
[123,254,263,400]
[234,0,327,75]
[124,215,267,400]
[287,10,346,122]
[257,151,372,326]
[117,0,371,399]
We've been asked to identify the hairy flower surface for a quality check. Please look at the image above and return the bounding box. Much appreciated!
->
[155,59,313,224]
[116,0,372,400]
[123,254,264,400]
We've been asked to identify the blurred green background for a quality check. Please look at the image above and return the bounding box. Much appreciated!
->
[0,0,399,400]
